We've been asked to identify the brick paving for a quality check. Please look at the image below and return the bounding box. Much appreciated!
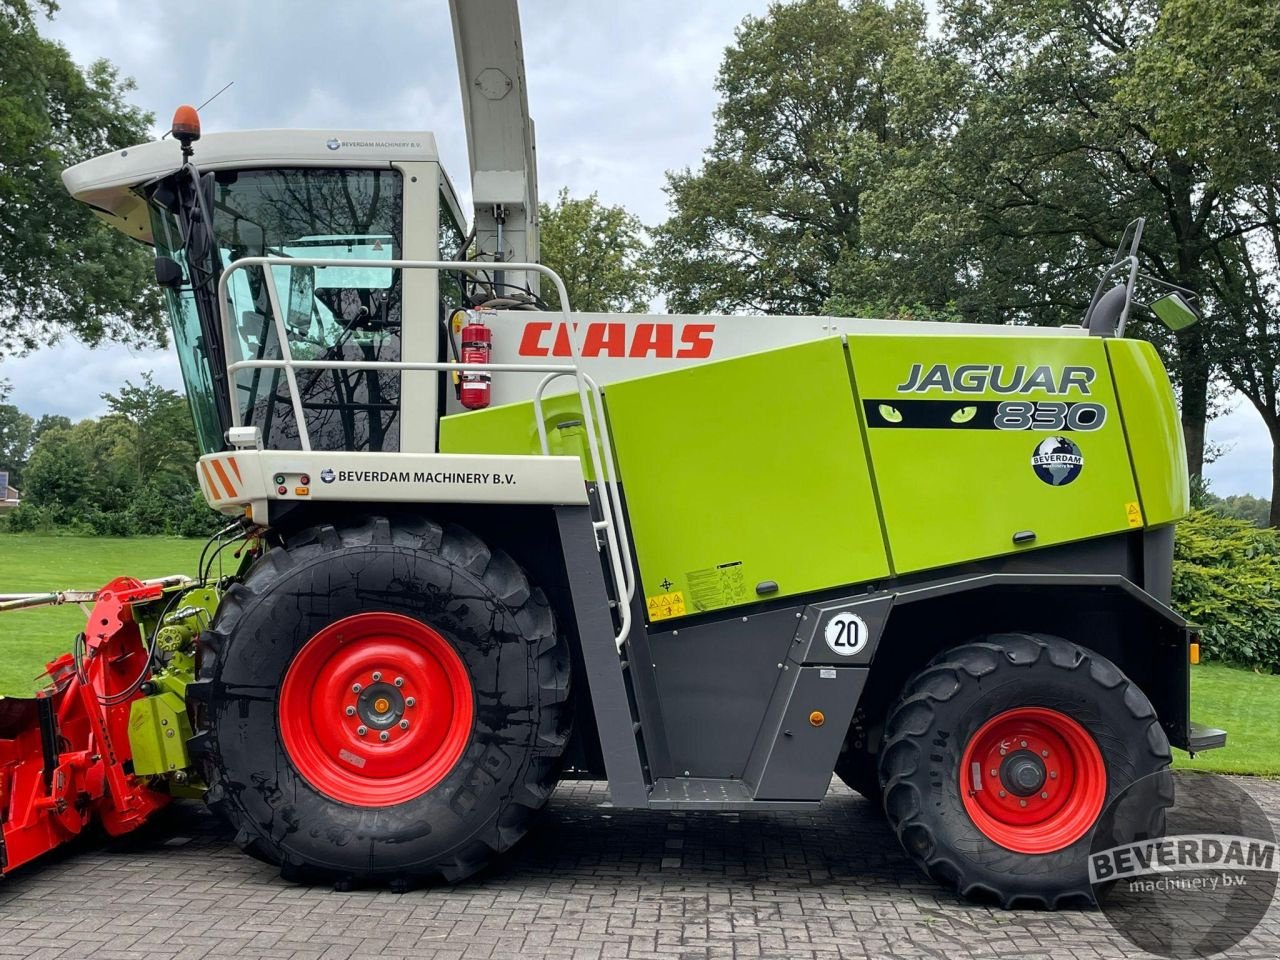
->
[1,774,1277,959]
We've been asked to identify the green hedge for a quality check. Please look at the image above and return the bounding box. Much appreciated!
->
[0,483,220,539]
[1173,510,1280,671]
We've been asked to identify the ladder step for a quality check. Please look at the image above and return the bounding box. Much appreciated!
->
[647,777,819,811]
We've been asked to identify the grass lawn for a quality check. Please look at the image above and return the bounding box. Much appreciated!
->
[0,534,1276,777]
[1174,661,1280,777]
[0,534,201,695]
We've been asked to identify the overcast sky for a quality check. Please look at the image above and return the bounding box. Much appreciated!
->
[1,0,1270,497]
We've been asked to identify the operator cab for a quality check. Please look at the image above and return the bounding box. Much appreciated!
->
[62,119,472,456]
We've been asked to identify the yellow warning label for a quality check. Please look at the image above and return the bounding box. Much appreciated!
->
[1125,501,1143,528]
[647,591,686,621]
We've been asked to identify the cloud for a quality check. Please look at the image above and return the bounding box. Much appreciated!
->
[1205,400,1272,498]
[39,0,767,223]
[9,0,1273,498]
[7,0,770,431]
[0,340,183,422]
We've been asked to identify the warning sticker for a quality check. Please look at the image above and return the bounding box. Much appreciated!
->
[686,561,748,612]
[1125,501,1143,528]
[647,591,686,621]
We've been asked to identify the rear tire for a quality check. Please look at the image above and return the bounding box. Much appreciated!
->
[190,515,571,886]
[880,632,1171,909]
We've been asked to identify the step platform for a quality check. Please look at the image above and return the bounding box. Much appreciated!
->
[646,777,821,811]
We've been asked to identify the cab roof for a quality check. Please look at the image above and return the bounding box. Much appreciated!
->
[61,129,439,246]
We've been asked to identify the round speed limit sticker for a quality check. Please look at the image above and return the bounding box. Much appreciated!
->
[824,612,869,657]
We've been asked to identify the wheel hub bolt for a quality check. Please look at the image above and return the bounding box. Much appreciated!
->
[352,683,362,693]
[379,731,390,742]
[406,697,416,708]
[372,671,382,681]
[1041,792,1049,799]
[345,706,356,716]
[1019,799,1027,807]
[990,769,998,777]
[394,677,404,687]
[998,790,1007,798]
[1041,749,1049,757]
[357,725,368,736]
[999,749,1048,797]
[1020,740,1028,748]
[1050,771,1057,779]
[399,719,410,730]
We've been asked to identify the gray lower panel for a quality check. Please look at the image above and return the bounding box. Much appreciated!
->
[747,666,866,801]
[648,777,819,811]
[1143,525,1176,605]
[649,607,802,779]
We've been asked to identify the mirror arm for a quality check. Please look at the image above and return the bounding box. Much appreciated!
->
[1137,273,1200,300]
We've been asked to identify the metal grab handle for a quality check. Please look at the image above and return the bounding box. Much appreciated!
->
[216,255,632,652]
[534,371,637,610]
[227,359,580,374]
[218,258,578,450]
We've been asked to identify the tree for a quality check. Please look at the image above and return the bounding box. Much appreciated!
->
[31,413,70,443]
[0,0,164,360]
[101,372,197,486]
[22,417,132,520]
[0,401,34,489]
[1116,0,1280,522]
[0,379,33,488]
[538,189,651,312]
[649,0,958,316]
[13,377,215,537]
[895,0,1280,482]
[1203,492,1272,529]
[653,0,1280,489]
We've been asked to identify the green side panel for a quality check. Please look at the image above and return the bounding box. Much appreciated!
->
[128,691,194,776]
[439,394,600,479]
[604,337,890,618]
[125,584,213,781]
[1106,338,1190,526]
[846,335,1143,574]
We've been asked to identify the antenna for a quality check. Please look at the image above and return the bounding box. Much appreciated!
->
[162,81,234,139]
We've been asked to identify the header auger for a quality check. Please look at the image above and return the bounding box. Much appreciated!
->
[2,0,1224,907]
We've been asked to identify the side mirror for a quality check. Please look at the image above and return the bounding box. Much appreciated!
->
[286,266,316,333]
[154,255,184,289]
[1150,292,1200,330]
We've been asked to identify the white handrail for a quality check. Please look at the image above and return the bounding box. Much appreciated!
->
[227,359,580,374]
[533,371,636,607]
[216,256,633,651]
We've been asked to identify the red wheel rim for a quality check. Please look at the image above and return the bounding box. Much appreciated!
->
[279,612,474,807]
[959,706,1106,854]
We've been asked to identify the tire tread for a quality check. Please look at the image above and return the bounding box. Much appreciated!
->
[880,632,1172,909]
[196,513,571,888]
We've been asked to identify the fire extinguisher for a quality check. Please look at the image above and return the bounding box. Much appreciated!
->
[459,314,492,410]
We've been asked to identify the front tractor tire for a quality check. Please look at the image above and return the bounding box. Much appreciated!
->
[191,515,571,887]
[880,633,1171,909]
